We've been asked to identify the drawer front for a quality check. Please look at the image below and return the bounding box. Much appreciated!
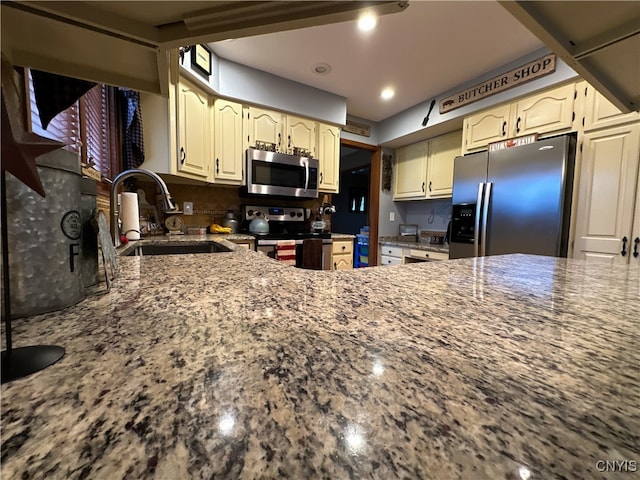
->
[407,249,449,261]
[332,240,354,255]
[380,254,402,266]
[381,245,403,257]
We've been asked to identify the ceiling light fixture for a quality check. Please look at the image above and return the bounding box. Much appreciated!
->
[381,88,395,100]
[312,63,332,75]
[358,13,378,32]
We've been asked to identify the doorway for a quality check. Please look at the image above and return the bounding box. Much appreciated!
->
[331,139,380,266]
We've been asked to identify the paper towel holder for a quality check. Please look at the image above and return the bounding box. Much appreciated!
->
[109,169,178,247]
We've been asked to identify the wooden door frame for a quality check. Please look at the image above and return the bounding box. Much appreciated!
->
[340,138,381,266]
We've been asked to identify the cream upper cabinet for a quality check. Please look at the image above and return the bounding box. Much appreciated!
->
[212,98,244,185]
[573,123,640,264]
[286,115,316,155]
[176,78,211,179]
[463,104,512,152]
[463,82,577,153]
[426,130,461,198]
[511,83,576,137]
[583,83,640,131]
[394,131,462,200]
[394,140,429,200]
[247,107,284,150]
[317,123,340,193]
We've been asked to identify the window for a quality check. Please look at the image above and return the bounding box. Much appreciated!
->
[27,69,119,183]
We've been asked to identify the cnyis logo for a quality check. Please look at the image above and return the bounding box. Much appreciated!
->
[596,460,638,472]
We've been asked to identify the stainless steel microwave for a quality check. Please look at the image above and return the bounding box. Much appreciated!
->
[246,148,319,198]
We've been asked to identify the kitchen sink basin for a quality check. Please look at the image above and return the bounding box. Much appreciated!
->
[125,242,232,256]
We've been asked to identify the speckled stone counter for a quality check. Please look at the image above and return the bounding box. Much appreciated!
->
[2,250,638,479]
[380,235,449,254]
[331,233,357,240]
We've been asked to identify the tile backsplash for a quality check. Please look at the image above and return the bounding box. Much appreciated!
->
[136,180,324,229]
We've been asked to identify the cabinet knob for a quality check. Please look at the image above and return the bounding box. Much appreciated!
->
[634,237,640,258]
[516,117,521,133]
[320,172,323,183]
[428,181,432,192]
[333,262,337,270]
[501,121,506,136]
[342,245,346,250]
[422,182,425,192]
[216,158,219,174]
[180,147,186,164]
[621,236,628,256]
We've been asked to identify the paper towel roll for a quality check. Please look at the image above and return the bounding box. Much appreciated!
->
[120,192,140,240]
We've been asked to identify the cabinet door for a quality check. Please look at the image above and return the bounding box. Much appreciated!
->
[513,83,575,137]
[177,79,210,179]
[317,123,340,193]
[584,84,640,131]
[286,115,316,155]
[463,104,511,152]
[333,254,353,270]
[247,107,284,150]
[573,123,640,264]
[393,140,428,200]
[213,99,244,184]
[426,130,461,198]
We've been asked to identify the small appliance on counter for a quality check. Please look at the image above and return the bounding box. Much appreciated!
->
[221,210,239,233]
[398,224,419,242]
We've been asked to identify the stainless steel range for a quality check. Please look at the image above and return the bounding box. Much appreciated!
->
[242,205,332,270]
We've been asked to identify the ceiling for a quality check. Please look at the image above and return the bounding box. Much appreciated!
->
[209,1,544,122]
[3,1,637,121]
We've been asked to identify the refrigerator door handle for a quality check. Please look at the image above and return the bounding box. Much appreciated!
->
[474,183,485,257]
[481,182,492,257]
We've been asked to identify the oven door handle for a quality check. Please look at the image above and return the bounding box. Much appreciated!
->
[301,158,309,191]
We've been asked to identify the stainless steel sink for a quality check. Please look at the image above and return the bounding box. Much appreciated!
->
[125,242,232,256]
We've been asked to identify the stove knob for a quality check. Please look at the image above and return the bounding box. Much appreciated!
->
[290,212,296,217]
[248,209,254,217]
[297,212,303,217]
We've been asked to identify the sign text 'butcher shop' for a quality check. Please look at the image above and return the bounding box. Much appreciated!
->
[439,54,556,114]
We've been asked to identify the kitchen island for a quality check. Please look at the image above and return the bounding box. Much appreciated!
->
[1,244,638,479]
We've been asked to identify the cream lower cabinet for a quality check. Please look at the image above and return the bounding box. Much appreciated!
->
[573,123,640,264]
[212,99,245,185]
[463,82,577,153]
[394,130,461,200]
[317,123,340,193]
[379,244,403,266]
[332,239,353,269]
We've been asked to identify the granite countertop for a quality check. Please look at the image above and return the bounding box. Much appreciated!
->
[2,247,638,479]
[380,235,450,254]
[331,233,357,240]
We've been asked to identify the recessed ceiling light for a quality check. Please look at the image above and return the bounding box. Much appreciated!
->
[358,13,378,32]
[312,63,332,75]
[381,88,395,100]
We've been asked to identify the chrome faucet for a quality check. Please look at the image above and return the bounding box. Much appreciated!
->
[110,169,177,247]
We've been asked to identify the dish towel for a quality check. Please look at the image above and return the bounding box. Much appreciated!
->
[275,240,297,266]
[302,238,323,270]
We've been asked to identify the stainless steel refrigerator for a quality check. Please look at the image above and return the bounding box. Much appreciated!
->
[449,133,576,259]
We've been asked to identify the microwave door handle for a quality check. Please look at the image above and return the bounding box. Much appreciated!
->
[481,182,492,257]
[474,183,484,257]
[302,158,309,191]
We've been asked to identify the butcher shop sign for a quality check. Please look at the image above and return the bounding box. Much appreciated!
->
[439,54,556,114]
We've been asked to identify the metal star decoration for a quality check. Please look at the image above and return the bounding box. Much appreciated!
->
[1,54,63,197]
